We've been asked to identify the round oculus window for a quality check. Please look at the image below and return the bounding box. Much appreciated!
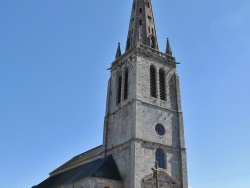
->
[155,124,165,136]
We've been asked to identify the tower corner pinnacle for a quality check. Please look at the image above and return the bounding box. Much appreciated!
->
[115,42,122,59]
[166,38,173,56]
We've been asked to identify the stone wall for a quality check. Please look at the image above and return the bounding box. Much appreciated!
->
[57,177,122,188]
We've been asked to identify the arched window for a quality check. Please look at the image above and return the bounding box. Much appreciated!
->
[124,69,129,100]
[155,148,165,168]
[117,75,122,104]
[150,65,157,98]
[159,69,166,101]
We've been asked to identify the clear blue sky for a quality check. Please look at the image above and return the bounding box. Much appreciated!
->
[1,0,250,188]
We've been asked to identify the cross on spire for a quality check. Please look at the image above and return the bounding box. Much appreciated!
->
[126,0,159,51]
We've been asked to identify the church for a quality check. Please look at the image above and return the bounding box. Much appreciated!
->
[33,0,188,187]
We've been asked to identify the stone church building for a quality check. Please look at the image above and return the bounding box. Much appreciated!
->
[33,0,188,187]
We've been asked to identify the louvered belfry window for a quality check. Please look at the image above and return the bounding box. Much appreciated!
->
[156,148,165,168]
[117,75,122,104]
[150,66,157,98]
[159,69,166,101]
[124,69,129,100]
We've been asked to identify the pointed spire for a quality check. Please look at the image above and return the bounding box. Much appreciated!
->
[126,0,159,51]
[166,38,172,56]
[115,43,121,59]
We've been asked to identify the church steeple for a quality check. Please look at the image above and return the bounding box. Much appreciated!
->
[33,2,188,188]
[125,0,159,51]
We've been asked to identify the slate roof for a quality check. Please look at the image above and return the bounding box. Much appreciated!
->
[33,155,122,188]
[51,145,103,175]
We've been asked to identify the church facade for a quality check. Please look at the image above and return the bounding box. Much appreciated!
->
[33,0,188,187]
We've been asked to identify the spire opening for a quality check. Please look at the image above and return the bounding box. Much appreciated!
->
[151,36,156,49]
[147,1,150,8]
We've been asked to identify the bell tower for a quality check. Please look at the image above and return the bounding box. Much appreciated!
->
[103,0,188,187]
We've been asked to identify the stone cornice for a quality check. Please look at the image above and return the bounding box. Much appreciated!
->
[105,137,186,155]
[104,98,182,120]
[109,43,178,71]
